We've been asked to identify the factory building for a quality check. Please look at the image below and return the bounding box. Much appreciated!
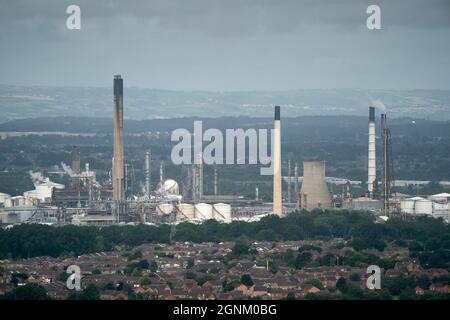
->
[23,179,64,203]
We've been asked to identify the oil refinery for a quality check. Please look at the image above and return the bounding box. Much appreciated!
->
[0,76,449,227]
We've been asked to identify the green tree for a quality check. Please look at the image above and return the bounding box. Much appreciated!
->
[350,273,361,282]
[150,261,158,273]
[336,277,348,293]
[95,235,105,252]
[295,252,312,269]
[232,237,250,256]
[1,284,50,300]
[240,274,254,287]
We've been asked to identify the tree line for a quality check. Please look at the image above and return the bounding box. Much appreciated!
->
[0,210,449,269]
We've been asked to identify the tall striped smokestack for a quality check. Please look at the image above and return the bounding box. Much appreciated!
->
[113,75,125,201]
[368,106,376,196]
[273,106,282,215]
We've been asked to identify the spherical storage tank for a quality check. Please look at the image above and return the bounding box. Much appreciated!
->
[156,203,174,215]
[160,179,179,195]
[194,203,213,220]
[177,203,195,219]
[213,203,232,222]
[415,199,433,215]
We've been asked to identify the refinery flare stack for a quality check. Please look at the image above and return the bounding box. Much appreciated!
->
[273,106,283,216]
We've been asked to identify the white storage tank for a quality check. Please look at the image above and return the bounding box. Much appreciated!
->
[177,203,195,219]
[156,203,174,215]
[434,202,449,211]
[0,193,11,205]
[400,198,417,214]
[415,199,433,215]
[159,179,179,195]
[194,203,213,220]
[213,203,232,223]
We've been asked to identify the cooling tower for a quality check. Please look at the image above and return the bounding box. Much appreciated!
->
[113,75,125,201]
[273,106,283,215]
[368,107,376,196]
[299,161,331,210]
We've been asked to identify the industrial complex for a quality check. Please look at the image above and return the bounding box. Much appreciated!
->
[1,76,449,226]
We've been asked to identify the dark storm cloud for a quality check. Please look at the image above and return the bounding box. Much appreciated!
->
[0,0,449,90]
[1,0,449,35]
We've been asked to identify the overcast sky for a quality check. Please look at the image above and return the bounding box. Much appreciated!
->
[0,0,449,90]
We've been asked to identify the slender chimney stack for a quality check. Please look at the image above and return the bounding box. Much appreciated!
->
[287,159,292,203]
[381,113,391,216]
[273,106,283,215]
[160,161,165,195]
[214,166,218,197]
[368,107,376,197]
[145,151,151,196]
[294,162,299,208]
[113,75,125,202]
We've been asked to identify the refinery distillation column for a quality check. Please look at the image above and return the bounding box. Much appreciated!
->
[113,75,125,204]
[368,107,376,197]
[273,106,283,215]
[145,151,151,196]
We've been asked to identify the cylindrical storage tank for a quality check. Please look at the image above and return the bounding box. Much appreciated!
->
[0,193,11,205]
[194,203,213,220]
[415,199,433,215]
[177,203,195,219]
[35,184,53,201]
[4,198,12,208]
[213,203,232,222]
[400,199,416,214]
[156,203,174,215]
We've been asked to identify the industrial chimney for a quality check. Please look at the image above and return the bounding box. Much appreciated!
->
[113,75,125,202]
[368,106,376,197]
[273,106,283,215]
[299,161,332,211]
[145,151,151,196]
[381,113,392,216]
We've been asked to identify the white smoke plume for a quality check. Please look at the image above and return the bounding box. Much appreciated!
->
[28,171,46,187]
[60,162,74,177]
[372,99,387,112]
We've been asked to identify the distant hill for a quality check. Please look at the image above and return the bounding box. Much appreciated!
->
[1,84,449,122]
[0,116,449,140]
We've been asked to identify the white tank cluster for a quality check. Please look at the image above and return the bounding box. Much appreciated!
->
[400,197,433,215]
[400,194,450,222]
[172,202,232,223]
